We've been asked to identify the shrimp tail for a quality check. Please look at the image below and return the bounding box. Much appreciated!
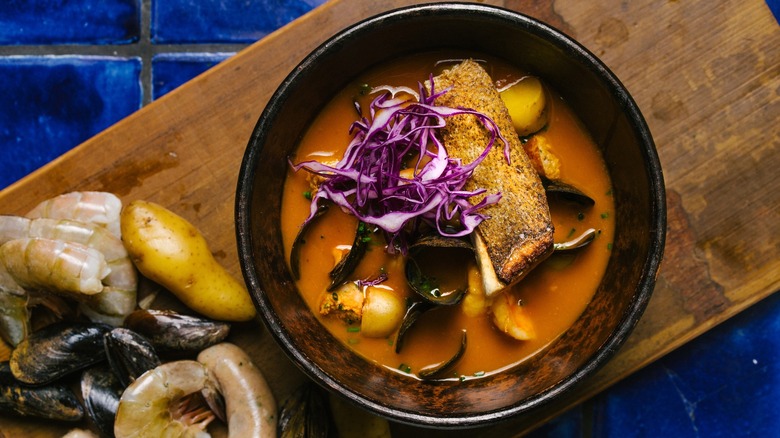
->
[79,287,137,327]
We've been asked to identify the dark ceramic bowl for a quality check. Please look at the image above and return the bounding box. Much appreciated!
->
[236,3,665,429]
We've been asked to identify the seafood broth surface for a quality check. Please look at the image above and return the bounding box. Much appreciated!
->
[281,53,615,378]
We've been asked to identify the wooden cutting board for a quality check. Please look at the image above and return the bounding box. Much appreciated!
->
[1,0,777,436]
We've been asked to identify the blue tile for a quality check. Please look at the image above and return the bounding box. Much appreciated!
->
[592,292,780,437]
[0,56,142,190]
[526,405,584,438]
[152,53,234,100]
[767,0,780,23]
[151,0,328,44]
[0,0,140,44]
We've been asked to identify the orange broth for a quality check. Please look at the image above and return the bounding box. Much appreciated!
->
[281,53,615,379]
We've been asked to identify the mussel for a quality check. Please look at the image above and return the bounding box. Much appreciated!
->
[290,202,329,280]
[81,366,123,436]
[404,234,472,306]
[553,228,598,252]
[10,321,112,385]
[328,221,373,291]
[278,382,337,438]
[123,309,230,354]
[543,178,596,207]
[394,300,433,354]
[417,329,468,380]
[395,234,472,353]
[104,327,161,387]
[0,361,83,421]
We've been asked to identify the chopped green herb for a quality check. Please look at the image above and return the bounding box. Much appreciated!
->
[607,242,613,250]
[577,212,585,221]
[303,190,312,200]
[347,326,360,333]
[358,83,371,95]
[567,228,577,238]
[331,292,339,301]
[473,371,486,377]
[387,338,394,346]
[601,212,610,219]
[398,363,412,373]
[459,375,467,382]
[347,338,360,345]
[606,188,613,196]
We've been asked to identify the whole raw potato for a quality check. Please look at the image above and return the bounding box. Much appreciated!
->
[120,200,256,321]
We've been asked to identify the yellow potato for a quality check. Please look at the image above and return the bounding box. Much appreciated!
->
[120,200,256,322]
[499,76,548,136]
[360,287,404,338]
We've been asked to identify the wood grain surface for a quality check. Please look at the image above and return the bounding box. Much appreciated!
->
[1,0,777,436]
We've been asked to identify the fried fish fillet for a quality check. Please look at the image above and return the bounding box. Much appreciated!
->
[430,60,554,296]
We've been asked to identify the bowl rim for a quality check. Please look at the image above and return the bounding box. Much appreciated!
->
[236,2,666,428]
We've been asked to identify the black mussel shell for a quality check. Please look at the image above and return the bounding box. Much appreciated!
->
[0,361,83,421]
[328,221,372,291]
[394,300,434,354]
[104,328,161,387]
[405,234,472,306]
[278,382,337,438]
[553,228,598,252]
[543,178,596,207]
[417,329,468,380]
[123,309,230,354]
[10,322,112,385]
[81,366,122,436]
[290,202,329,280]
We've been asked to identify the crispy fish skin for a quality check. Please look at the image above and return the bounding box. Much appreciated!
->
[430,60,553,294]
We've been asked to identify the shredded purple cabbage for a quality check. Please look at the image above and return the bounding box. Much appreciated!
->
[291,78,507,252]
[357,272,389,288]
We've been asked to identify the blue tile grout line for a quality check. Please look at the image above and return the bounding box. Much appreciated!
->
[0,0,323,187]
[0,0,250,105]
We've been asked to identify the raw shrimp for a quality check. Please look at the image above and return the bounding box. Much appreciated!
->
[0,216,138,326]
[490,290,537,341]
[0,238,109,297]
[114,360,223,438]
[0,263,28,346]
[198,343,276,438]
[26,191,122,238]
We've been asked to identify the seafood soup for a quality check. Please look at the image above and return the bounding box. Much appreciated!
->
[281,53,615,379]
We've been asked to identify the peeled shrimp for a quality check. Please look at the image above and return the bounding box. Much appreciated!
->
[0,238,109,296]
[26,191,122,237]
[114,360,223,438]
[0,215,138,326]
[490,290,537,341]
